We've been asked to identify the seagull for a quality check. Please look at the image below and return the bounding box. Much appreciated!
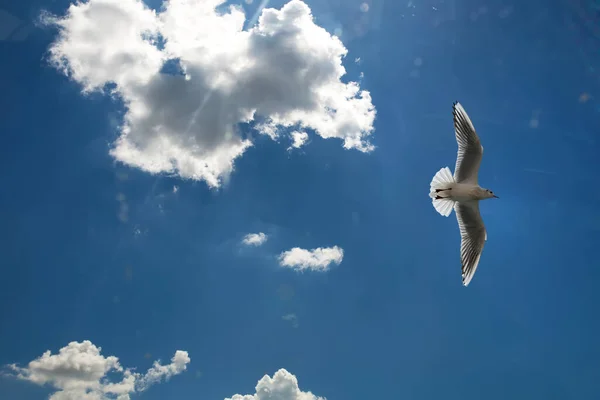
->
[429,101,498,286]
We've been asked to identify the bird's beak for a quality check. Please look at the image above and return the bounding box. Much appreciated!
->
[493,195,499,198]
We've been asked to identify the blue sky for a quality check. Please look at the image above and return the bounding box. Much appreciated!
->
[1,0,600,399]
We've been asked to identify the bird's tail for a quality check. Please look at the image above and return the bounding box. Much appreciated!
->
[429,167,456,217]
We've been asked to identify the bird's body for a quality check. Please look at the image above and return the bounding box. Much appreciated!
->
[429,102,498,286]
[435,182,489,202]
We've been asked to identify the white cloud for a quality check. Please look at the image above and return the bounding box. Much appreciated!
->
[242,232,268,246]
[278,246,344,271]
[5,340,190,400]
[136,350,190,391]
[43,0,376,188]
[225,368,324,400]
[288,131,309,150]
[282,313,299,328]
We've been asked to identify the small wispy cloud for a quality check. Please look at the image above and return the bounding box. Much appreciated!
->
[287,131,309,151]
[116,192,129,223]
[242,232,268,246]
[278,246,344,271]
[282,313,299,328]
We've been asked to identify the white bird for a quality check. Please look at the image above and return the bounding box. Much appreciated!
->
[429,101,498,286]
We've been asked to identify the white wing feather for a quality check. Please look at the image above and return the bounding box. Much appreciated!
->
[455,201,487,286]
[453,102,483,184]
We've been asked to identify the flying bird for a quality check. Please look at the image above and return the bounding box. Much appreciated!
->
[429,101,498,286]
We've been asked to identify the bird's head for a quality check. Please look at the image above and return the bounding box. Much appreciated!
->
[483,188,499,199]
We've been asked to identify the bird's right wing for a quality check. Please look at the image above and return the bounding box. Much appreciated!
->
[453,102,483,184]
[455,201,487,286]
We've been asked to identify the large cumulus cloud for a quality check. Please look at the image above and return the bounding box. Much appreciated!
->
[43,0,376,187]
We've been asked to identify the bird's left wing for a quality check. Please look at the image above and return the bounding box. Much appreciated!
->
[455,201,487,286]
[453,102,483,184]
